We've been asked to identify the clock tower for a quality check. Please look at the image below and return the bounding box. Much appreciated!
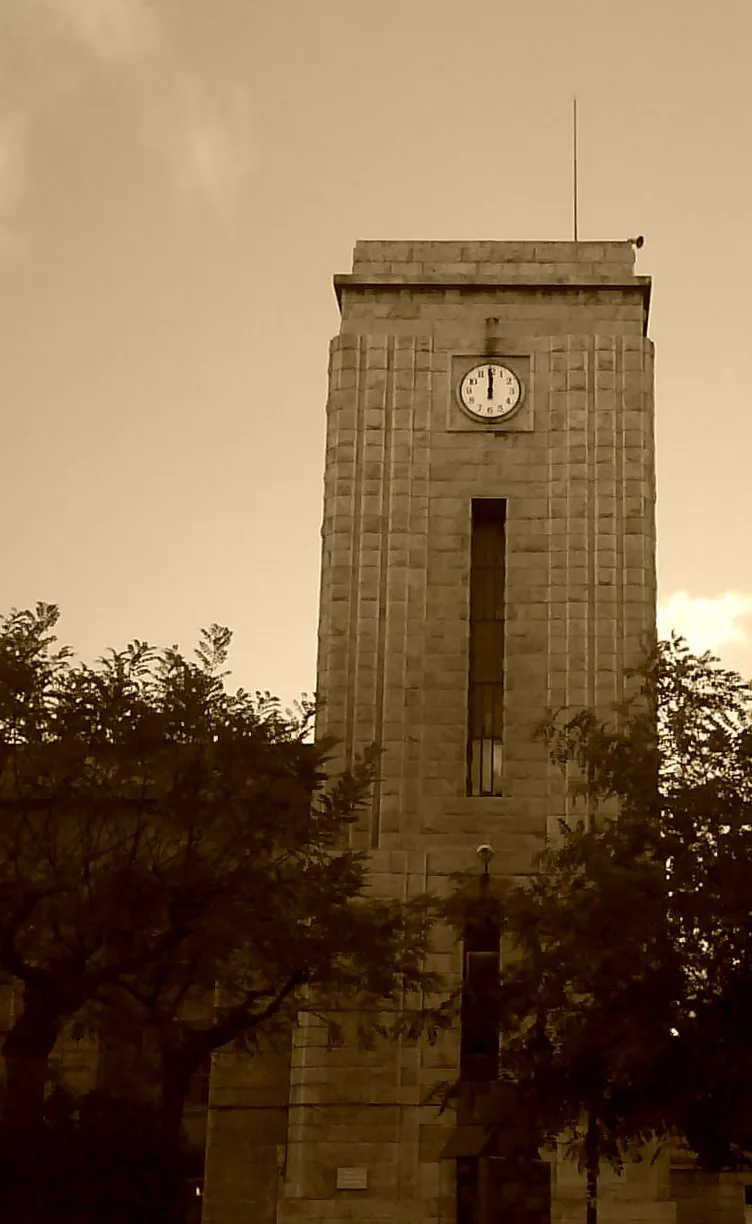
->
[203,240,663,1224]
[273,239,659,1224]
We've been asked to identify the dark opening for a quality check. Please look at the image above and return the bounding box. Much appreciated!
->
[185,1056,211,1108]
[456,898,501,1224]
[457,1156,481,1224]
[460,900,501,1083]
[467,499,506,796]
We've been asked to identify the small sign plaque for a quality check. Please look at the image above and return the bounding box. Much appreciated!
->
[336,1166,368,1191]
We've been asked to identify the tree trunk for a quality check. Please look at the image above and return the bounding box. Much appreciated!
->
[0,1001,63,1224]
[585,1104,599,1224]
[160,1048,195,1146]
[1,1002,60,1130]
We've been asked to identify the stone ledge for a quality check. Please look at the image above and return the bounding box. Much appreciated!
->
[335,275,651,299]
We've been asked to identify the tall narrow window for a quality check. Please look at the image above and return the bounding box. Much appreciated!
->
[459,899,501,1083]
[455,894,501,1224]
[467,499,506,796]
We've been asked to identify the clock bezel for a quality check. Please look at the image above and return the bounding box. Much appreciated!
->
[458,362,525,423]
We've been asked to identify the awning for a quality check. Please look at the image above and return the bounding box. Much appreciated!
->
[439,1124,496,1160]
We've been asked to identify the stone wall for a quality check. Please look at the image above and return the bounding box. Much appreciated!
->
[671,1167,747,1224]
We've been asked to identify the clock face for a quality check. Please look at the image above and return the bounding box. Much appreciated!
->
[459,363,522,421]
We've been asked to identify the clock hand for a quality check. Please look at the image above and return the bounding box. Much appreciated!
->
[487,366,494,400]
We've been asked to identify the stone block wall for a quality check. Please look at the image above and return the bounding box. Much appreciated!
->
[202,1032,291,1224]
[349,240,638,284]
[671,1169,747,1224]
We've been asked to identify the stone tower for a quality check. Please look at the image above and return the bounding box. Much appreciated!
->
[272,239,657,1224]
[201,239,661,1224]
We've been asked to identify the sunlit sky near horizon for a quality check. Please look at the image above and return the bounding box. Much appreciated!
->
[2,0,752,705]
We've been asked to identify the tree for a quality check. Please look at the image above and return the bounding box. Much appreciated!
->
[442,637,752,1224]
[540,636,752,1171]
[0,603,444,1175]
[443,815,681,1224]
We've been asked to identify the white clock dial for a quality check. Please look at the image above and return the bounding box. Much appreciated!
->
[460,363,522,420]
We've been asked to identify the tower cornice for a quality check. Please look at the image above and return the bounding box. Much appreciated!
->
[333,275,652,333]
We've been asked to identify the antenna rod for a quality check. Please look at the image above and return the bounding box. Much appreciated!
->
[573,95,579,241]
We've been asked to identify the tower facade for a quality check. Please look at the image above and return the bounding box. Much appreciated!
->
[273,240,657,1224]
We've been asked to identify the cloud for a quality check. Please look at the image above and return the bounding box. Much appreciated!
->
[0,116,29,251]
[175,86,254,222]
[50,0,157,62]
[0,123,23,208]
[658,591,752,655]
[41,0,253,220]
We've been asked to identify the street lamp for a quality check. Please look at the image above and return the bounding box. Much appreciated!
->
[476,843,494,876]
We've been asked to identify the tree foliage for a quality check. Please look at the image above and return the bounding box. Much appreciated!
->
[442,637,752,1224]
[0,602,444,1170]
[539,636,752,1169]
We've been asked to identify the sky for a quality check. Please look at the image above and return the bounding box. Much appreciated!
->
[2,0,751,705]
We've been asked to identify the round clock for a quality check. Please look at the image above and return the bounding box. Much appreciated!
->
[459,363,523,421]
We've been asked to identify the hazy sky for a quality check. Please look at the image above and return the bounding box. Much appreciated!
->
[2,0,751,704]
